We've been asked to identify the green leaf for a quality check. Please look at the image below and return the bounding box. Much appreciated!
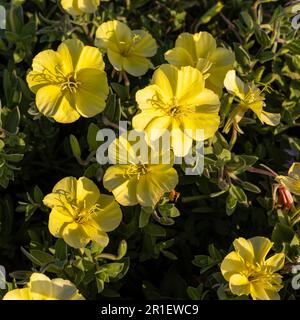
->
[139,207,152,228]
[226,194,237,216]
[272,223,294,250]
[69,134,81,159]
[87,123,100,151]
[229,185,247,204]
[254,25,271,48]
[144,223,166,237]
[187,284,203,300]
[241,181,261,194]
[197,1,224,25]
[5,106,20,134]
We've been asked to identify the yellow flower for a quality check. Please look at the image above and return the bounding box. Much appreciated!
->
[95,20,157,76]
[221,236,285,300]
[61,0,100,16]
[223,70,280,133]
[165,31,235,96]
[275,162,300,196]
[27,39,109,123]
[3,273,84,300]
[43,176,122,249]
[103,132,179,207]
[132,64,220,157]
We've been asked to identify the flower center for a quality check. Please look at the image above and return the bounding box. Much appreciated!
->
[118,41,132,57]
[126,164,149,179]
[60,73,81,94]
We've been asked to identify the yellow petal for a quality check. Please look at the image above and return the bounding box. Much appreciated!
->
[53,176,77,196]
[75,69,108,117]
[233,237,254,264]
[96,20,132,52]
[224,70,246,99]
[93,194,122,232]
[103,166,139,206]
[275,176,300,195]
[62,222,90,248]
[176,66,205,105]
[165,47,195,67]
[229,273,250,296]
[57,39,84,74]
[35,85,63,117]
[175,32,197,62]
[152,64,178,101]
[108,134,137,164]
[136,165,178,207]
[288,162,300,179]
[82,221,109,247]
[220,251,246,281]
[132,110,166,132]
[209,47,235,68]
[3,288,31,300]
[194,31,217,58]
[259,111,281,126]
[50,278,84,300]
[28,273,53,300]
[265,253,285,272]
[107,49,124,71]
[123,55,153,76]
[61,0,82,15]
[75,46,105,72]
[248,236,273,265]
[52,95,80,123]
[135,84,168,111]
[27,50,62,92]
[144,116,172,142]
[132,29,157,57]
[76,177,100,208]
[48,207,73,238]
[171,119,193,157]
[250,282,280,300]
[77,0,100,13]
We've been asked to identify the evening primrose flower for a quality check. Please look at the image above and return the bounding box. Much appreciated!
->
[103,132,179,207]
[275,162,300,196]
[27,39,109,123]
[3,273,84,300]
[223,70,280,133]
[165,31,235,96]
[221,237,285,300]
[95,20,157,76]
[132,64,220,157]
[43,176,122,249]
[61,0,100,16]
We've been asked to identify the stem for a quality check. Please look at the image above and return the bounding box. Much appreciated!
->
[247,167,276,177]
[101,115,126,133]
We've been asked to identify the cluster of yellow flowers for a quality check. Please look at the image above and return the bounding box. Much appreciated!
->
[3,1,287,301]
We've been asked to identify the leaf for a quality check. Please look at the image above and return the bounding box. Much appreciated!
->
[55,239,68,261]
[5,106,20,134]
[229,185,247,204]
[241,181,261,194]
[226,194,237,216]
[144,223,166,237]
[187,284,203,300]
[254,25,271,48]
[87,123,100,151]
[69,134,81,159]
[197,1,224,25]
[272,223,294,251]
[139,207,152,228]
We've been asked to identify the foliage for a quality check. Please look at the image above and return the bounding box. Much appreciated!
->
[0,0,300,300]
